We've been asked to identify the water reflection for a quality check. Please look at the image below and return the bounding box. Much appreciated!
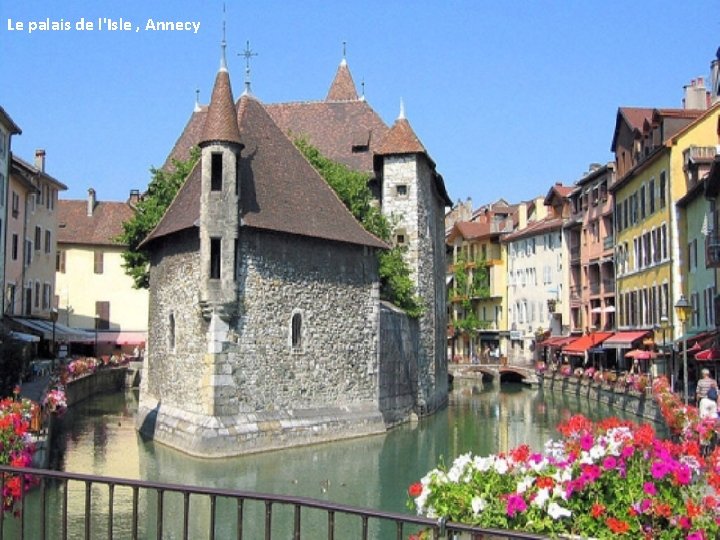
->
[11,383,659,538]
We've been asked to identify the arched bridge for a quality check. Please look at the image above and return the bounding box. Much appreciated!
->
[449,363,539,386]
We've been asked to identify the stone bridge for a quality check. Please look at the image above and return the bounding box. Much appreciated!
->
[449,363,539,387]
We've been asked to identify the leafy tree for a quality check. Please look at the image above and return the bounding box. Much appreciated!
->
[118,148,200,288]
[294,137,422,317]
[0,326,27,397]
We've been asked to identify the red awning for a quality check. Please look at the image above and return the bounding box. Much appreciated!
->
[563,332,614,354]
[603,331,651,348]
[539,336,575,347]
[625,349,658,360]
[695,348,720,361]
[96,331,147,345]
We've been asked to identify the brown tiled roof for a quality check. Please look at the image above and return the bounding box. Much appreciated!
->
[57,199,135,246]
[326,61,359,101]
[144,95,387,251]
[611,107,654,152]
[447,222,491,243]
[376,118,427,156]
[200,69,242,146]
[544,183,573,205]
[163,107,206,169]
[266,100,388,173]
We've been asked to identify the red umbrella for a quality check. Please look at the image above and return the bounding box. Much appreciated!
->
[625,349,658,360]
[695,348,720,361]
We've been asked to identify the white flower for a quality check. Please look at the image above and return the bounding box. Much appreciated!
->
[516,475,534,494]
[473,455,494,472]
[471,496,486,515]
[547,502,572,520]
[448,453,472,482]
[493,457,509,474]
[532,487,550,508]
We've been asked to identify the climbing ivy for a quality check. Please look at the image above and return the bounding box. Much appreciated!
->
[452,253,491,332]
[294,137,423,317]
[118,148,201,289]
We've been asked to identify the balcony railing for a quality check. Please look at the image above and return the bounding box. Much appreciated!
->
[0,465,544,540]
[603,279,615,293]
[569,246,580,262]
[603,235,614,250]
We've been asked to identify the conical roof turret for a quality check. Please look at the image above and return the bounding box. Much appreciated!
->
[326,58,359,101]
[376,101,426,155]
[200,65,242,147]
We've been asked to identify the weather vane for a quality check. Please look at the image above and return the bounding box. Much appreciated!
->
[239,41,258,94]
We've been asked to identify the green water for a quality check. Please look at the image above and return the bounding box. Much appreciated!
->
[11,384,652,538]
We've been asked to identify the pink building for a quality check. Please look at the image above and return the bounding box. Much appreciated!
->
[565,163,617,333]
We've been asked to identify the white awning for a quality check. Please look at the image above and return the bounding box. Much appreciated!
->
[10,331,39,343]
[10,318,95,343]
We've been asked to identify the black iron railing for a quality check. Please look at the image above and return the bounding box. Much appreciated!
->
[0,465,544,540]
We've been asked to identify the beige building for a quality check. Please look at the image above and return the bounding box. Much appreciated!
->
[56,189,147,355]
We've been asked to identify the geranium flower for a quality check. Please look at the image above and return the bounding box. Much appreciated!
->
[506,493,526,517]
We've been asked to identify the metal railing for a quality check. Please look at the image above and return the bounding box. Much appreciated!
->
[1,465,544,540]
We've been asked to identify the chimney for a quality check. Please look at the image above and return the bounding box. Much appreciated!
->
[128,189,140,206]
[683,77,708,110]
[87,188,96,217]
[712,48,720,105]
[34,149,46,172]
[517,202,527,230]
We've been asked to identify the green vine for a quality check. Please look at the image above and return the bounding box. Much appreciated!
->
[294,137,423,317]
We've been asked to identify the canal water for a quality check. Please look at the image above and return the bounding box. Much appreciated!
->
[15,383,653,538]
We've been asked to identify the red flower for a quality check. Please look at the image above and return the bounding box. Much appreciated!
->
[536,476,555,490]
[606,517,630,534]
[408,482,423,498]
[591,503,605,518]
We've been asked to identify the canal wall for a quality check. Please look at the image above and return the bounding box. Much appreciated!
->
[65,367,128,406]
[540,372,664,424]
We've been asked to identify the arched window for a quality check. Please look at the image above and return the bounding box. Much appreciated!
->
[169,312,176,351]
[291,312,302,350]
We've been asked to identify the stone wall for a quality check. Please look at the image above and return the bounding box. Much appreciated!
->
[378,302,417,425]
[138,228,390,456]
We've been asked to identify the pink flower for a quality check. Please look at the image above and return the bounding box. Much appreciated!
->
[506,494,527,517]
[602,456,617,470]
[673,464,692,486]
[643,481,657,495]
[687,530,706,540]
[651,460,670,479]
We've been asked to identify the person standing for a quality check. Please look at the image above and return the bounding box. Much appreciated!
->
[696,368,718,404]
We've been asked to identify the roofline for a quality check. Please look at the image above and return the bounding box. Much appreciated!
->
[608,145,669,193]
[12,154,68,190]
[666,102,720,147]
[0,106,21,135]
[676,177,706,208]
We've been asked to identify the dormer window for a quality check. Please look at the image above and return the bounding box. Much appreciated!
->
[351,130,371,153]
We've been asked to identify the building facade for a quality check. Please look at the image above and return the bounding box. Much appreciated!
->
[0,108,21,317]
[55,188,148,354]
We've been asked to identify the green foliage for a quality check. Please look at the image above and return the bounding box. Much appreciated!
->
[295,137,422,317]
[118,148,200,288]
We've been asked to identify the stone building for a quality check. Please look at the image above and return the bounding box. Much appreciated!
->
[136,48,450,456]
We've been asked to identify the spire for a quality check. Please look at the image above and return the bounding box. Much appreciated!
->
[220,4,228,72]
[194,88,201,112]
[326,43,358,101]
[398,98,405,120]
[200,58,242,147]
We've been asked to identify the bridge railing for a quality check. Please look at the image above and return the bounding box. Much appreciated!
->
[1,465,545,540]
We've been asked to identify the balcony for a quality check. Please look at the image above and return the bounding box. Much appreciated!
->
[569,246,580,263]
[603,235,614,250]
[589,282,600,295]
[603,279,615,293]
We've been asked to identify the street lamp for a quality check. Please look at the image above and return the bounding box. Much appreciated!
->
[50,308,58,368]
[94,315,99,359]
[674,296,693,405]
[659,314,669,382]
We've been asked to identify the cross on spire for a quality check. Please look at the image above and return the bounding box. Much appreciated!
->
[239,40,258,95]
[341,41,347,66]
[220,3,228,71]
[194,88,201,112]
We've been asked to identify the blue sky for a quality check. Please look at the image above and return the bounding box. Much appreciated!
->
[1,0,718,209]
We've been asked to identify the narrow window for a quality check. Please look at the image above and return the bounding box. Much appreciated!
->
[396,184,408,196]
[659,171,667,208]
[210,237,221,279]
[211,153,223,191]
[169,312,176,351]
[11,234,17,261]
[45,230,51,253]
[233,238,238,282]
[56,249,66,273]
[95,301,110,330]
[291,312,302,349]
[34,281,40,308]
[94,251,104,274]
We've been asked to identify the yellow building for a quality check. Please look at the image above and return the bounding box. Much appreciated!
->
[55,188,147,355]
[611,101,720,344]
[446,208,513,362]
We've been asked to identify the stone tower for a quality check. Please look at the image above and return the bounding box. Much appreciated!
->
[197,45,243,415]
[375,102,452,414]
